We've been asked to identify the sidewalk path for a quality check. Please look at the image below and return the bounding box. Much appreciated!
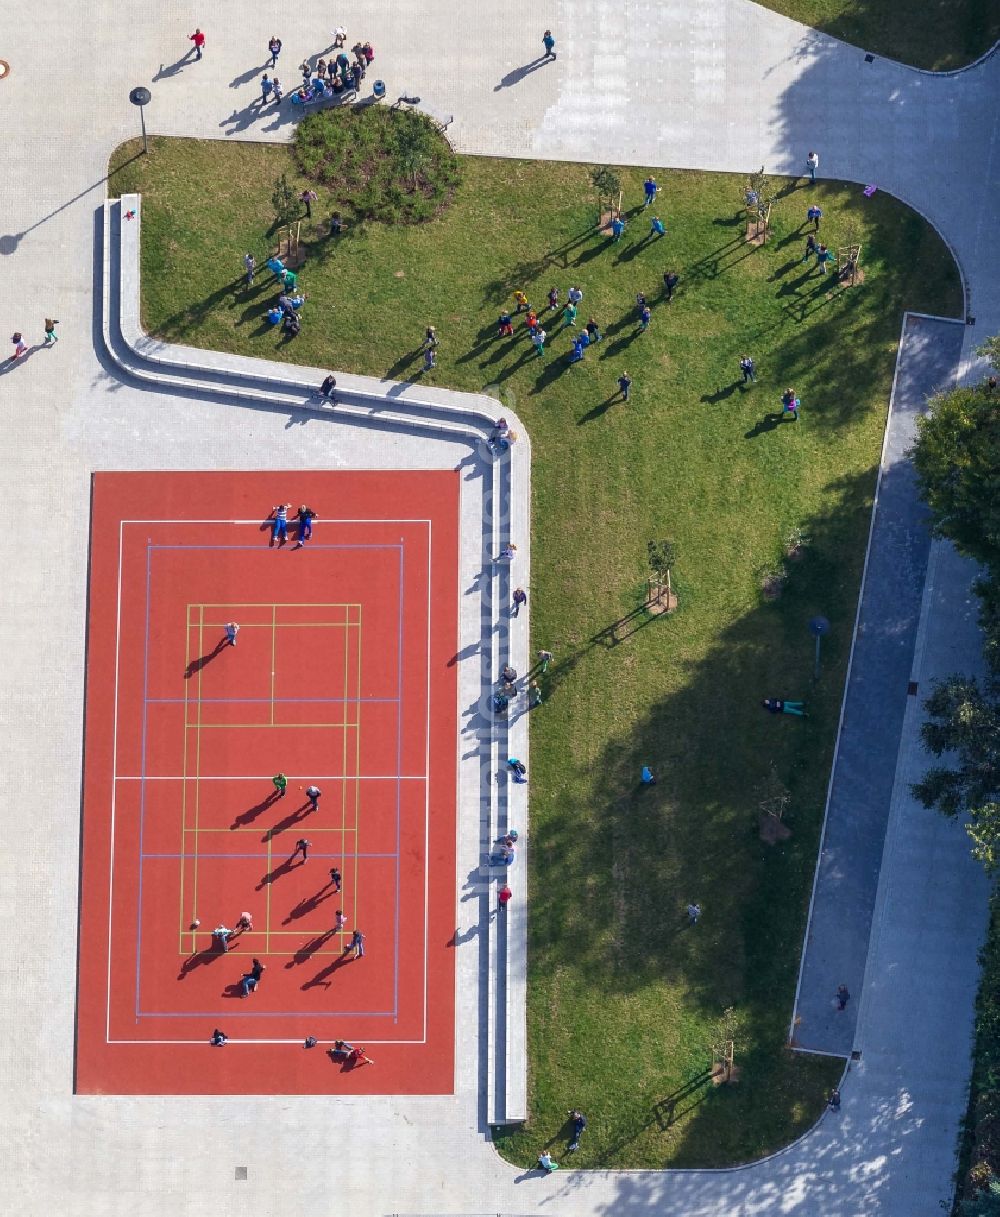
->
[792,314,966,1055]
[0,3,996,1215]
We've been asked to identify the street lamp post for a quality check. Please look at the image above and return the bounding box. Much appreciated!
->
[808,615,830,682]
[129,86,151,155]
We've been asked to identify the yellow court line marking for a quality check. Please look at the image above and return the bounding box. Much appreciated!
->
[179,603,191,952]
[265,836,272,954]
[192,605,206,918]
[271,605,278,726]
[183,721,359,729]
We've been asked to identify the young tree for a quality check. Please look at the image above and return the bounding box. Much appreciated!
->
[756,765,791,822]
[394,118,430,189]
[271,173,299,229]
[742,166,776,244]
[590,166,622,224]
[646,539,677,611]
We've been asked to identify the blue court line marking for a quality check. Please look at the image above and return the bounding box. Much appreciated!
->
[143,852,400,859]
[149,544,402,551]
[394,541,404,1023]
[131,536,415,1024]
[146,696,400,705]
[137,1009,396,1019]
[135,542,153,1019]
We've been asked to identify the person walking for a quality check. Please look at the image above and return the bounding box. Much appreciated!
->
[806,151,819,182]
[334,909,348,931]
[351,928,366,958]
[271,502,291,545]
[617,371,632,401]
[643,175,658,207]
[585,317,602,343]
[639,304,651,332]
[527,680,542,708]
[333,25,347,48]
[272,77,283,104]
[272,772,288,799]
[807,204,822,231]
[531,327,546,357]
[268,35,282,68]
[225,621,239,646]
[320,373,337,403]
[662,270,679,301]
[567,285,583,307]
[781,388,800,421]
[296,504,317,545]
[610,215,626,241]
[260,74,273,104]
[305,784,322,812]
[537,650,553,673]
[649,216,665,239]
[802,233,818,263]
[187,28,206,59]
[739,355,756,384]
[513,289,529,314]
[512,587,527,616]
[10,332,27,360]
[546,286,559,312]
[542,29,556,59]
[329,867,342,892]
[300,189,318,218]
[498,883,513,913]
[836,984,850,1010]
[213,924,233,952]
[686,902,701,925]
[424,325,438,350]
[816,244,833,275]
[243,253,255,286]
[423,347,436,371]
[292,838,311,863]
[43,319,59,345]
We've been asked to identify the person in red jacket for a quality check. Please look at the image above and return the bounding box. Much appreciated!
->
[498,884,513,913]
[188,28,206,60]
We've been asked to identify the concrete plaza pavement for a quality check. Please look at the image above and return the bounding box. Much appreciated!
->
[0,2,998,1214]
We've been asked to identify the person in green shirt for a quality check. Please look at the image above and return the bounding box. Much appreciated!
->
[272,772,287,798]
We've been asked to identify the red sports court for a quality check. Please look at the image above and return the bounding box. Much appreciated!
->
[76,471,459,1094]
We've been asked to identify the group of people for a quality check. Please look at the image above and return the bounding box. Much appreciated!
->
[268,501,317,546]
[260,33,375,108]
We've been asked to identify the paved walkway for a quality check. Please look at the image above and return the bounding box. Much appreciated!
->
[792,314,967,1055]
[0,3,997,1215]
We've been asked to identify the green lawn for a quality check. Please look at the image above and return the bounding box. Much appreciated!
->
[108,135,961,1167]
[760,0,1000,70]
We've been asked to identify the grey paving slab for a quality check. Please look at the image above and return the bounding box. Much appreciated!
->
[792,314,966,1055]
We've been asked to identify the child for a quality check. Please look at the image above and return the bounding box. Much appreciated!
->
[781,388,799,421]
[546,286,559,311]
[43,319,59,344]
[586,317,602,342]
[525,309,539,333]
[513,289,529,313]
[497,311,514,337]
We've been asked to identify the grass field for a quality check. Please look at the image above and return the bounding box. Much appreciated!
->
[760,0,1000,70]
[109,134,961,1167]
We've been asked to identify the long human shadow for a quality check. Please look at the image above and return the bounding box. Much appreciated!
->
[284,929,336,967]
[283,886,336,923]
[576,394,622,424]
[263,801,311,840]
[231,790,280,828]
[230,61,270,88]
[185,638,227,678]
[494,56,550,89]
[152,55,191,81]
[301,954,353,989]
[255,853,301,890]
[177,947,227,979]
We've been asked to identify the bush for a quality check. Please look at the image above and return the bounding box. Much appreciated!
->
[293,107,460,225]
